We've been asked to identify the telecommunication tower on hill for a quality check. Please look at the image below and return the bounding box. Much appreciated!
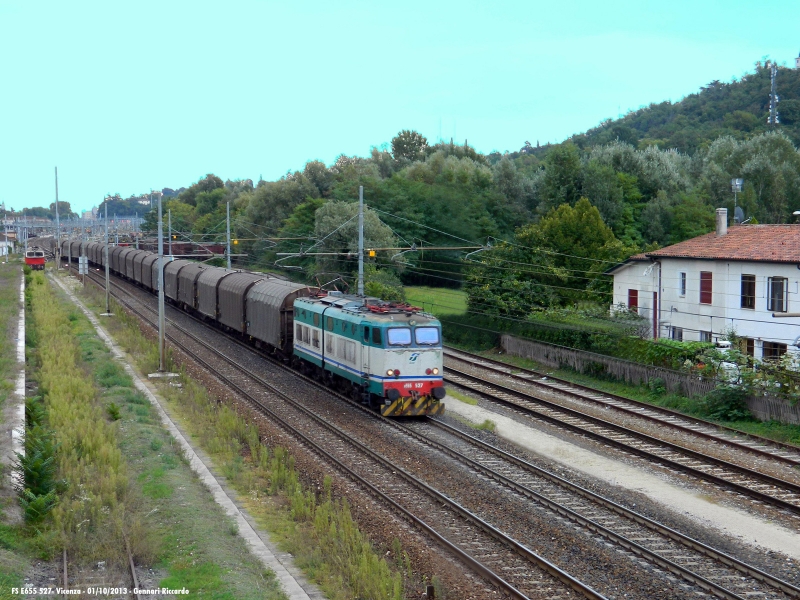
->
[796,51,800,69]
[767,62,779,125]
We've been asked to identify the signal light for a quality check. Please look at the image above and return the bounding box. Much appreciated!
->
[368,249,376,257]
[234,239,238,245]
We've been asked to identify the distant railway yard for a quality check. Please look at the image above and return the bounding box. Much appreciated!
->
[1,250,800,599]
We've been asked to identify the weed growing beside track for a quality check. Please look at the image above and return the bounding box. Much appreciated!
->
[28,270,134,561]
[0,261,24,598]
[18,270,287,598]
[75,276,407,600]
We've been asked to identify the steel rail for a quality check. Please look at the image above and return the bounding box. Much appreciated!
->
[443,346,800,465]
[445,366,800,516]
[74,266,800,599]
[424,419,800,598]
[75,266,604,600]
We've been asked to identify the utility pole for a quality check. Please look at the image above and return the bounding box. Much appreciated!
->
[55,167,60,268]
[3,203,7,264]
[168,209,172,256]
[81,213,86,287]
[768,62,780,126]
[102,200,111,316]
[114,213,118,245]
[226,202,231,270]
[157,193,166,371]
[358,185,364,297]
[135,211,139,249]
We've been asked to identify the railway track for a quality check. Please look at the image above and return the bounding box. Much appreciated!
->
[444,347,800,467]
[443,365,800,517]
[67,266,800,599]
[72,267,603,600]
[61,538,141,599]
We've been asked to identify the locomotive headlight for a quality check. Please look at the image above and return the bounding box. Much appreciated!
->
[432,368,439,375]
[387,369,394,376]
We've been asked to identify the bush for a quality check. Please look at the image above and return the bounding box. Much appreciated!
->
[440,312,712,368]
[16,398,61,522]
[701,386,752,421]
[648,378,666,396]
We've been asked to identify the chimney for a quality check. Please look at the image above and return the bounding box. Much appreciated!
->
[716,208,728,236]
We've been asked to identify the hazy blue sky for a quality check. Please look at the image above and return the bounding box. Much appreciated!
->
[2,0,799,214]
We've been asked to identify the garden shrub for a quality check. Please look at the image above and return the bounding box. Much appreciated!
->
[701,386,752,421]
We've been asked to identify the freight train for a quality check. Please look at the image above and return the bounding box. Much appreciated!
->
[47,238,445,417]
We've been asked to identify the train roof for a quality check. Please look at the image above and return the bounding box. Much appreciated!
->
[296,292,439,324]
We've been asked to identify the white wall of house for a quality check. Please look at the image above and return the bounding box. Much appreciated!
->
[0,241,13,256]
[612,258,800,359]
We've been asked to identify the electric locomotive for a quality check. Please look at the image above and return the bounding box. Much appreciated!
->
[293,292,446,417]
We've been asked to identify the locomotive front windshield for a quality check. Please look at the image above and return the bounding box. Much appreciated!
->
[414,327,440,345]
[387,327,412,346]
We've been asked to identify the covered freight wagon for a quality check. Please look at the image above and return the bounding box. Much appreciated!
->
[164,259,191,302]
[246,279,314,354]
[218,272,265,334]
[125,249,146,280]
[196,268,235,320]
[177,263,206,309]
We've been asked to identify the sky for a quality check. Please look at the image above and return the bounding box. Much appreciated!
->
[1,0,799,215]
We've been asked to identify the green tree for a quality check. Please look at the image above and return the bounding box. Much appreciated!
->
[539,143,582,213]
[311,201,398,287]
[669,192,716,243]
[245,173,320,235]
[179,174,224,207]
[391,129,428,162]
[466,198,630,314]
[532,197,630,302]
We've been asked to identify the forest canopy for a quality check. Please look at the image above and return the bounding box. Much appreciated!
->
[127,60,800,307]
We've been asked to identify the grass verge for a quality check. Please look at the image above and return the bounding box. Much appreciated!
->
[405,287,467,316]
[33,270,287,598]
[73,273,411,599]
[0,261,23,600]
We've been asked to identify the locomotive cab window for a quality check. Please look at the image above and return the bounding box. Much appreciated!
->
[414,327,440,345]
[372,328,382,345]
[387,327,411,346]
[363,326,370,342]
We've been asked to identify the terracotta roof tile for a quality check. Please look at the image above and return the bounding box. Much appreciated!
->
[644,225,800,263]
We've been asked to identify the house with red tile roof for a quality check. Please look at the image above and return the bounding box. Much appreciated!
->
[607,209,800,360]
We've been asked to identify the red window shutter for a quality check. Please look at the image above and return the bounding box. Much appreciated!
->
[628,289,638,309]
[700,272,712,304]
